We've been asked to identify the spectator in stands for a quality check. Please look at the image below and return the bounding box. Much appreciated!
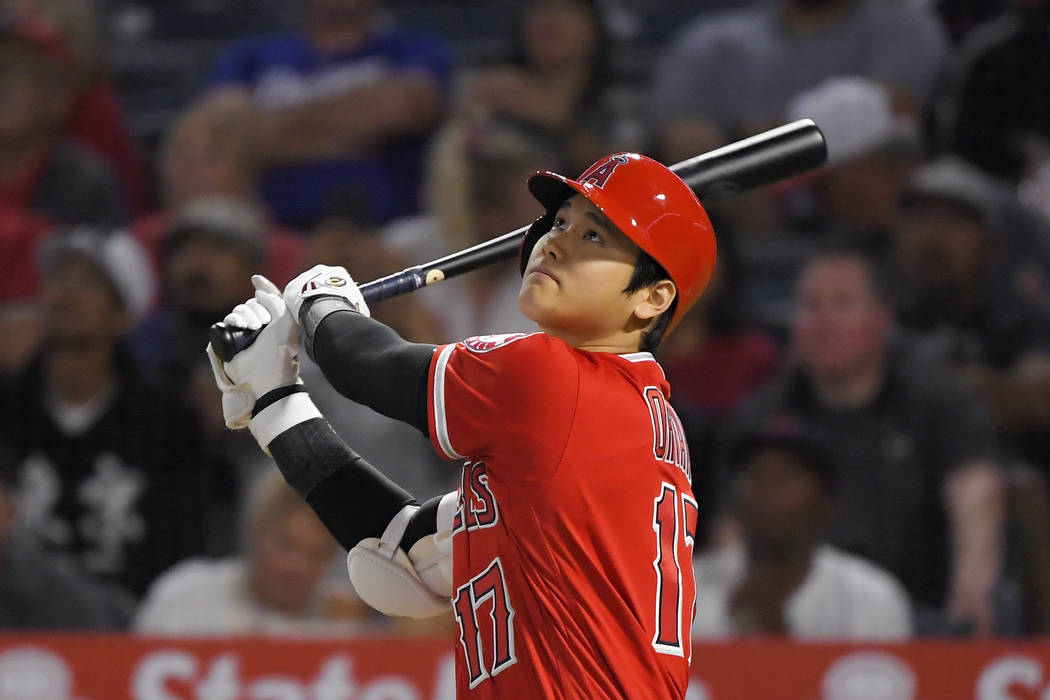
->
[0,229,221,598]
[785,76,923,259]
[130,200,266,531]
[383,119,552,342]
[730,246,1006,635]
[693,415,912,639]
[15,0,152,214]
[891,159,1050,633]
[460,0,620,172]
[893,158,1050,453]
[205,0,452,228]
[932,0,1050,183]
[134,468,367,635]
[132,198,267,392]
[0,437,130,630]
[133,90,304,289]
[649,0,948,161]
[0,16,126,226]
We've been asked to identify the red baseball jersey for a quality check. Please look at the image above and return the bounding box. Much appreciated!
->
[427,332,697,699]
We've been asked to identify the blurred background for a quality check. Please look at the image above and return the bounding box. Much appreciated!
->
[0,0,1048,657]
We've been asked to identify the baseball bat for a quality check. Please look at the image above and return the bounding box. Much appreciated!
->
[210,119,826,361]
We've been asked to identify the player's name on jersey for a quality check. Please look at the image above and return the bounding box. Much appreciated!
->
[645,386,691,481]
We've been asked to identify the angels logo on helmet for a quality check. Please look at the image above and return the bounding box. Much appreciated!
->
[579,154,629,189]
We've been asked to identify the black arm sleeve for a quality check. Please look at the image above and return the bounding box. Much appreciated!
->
[305,299,435,435]
[269,417,417,551]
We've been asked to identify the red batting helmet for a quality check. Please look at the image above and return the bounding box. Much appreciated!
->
[519,152,717,334]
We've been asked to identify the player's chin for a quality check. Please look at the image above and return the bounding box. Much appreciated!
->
[518,286,544,322]
[518,284,560,325]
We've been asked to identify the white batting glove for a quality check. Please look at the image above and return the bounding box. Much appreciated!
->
[207,345,255,430]
[283,264,370,324]
[206,275,302,430]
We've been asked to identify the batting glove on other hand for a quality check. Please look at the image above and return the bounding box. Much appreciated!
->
[283,264,370,325]
[206,275,301,429]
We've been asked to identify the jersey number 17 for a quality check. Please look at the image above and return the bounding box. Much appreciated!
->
[652,482,698,660]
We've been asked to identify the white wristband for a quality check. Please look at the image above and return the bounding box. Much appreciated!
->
[249,392,323,448]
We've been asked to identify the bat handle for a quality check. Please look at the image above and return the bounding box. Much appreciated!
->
[358,266,426,303]
[207,267,429,362]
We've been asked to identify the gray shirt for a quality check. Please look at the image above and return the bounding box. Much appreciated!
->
[650,0,949,135]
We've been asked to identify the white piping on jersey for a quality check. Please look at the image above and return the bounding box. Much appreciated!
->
[433,344,465,460]
[619,351,667,381]
[619,351,654,362]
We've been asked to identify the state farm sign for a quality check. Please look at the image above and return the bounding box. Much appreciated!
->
[0,635,1047,699]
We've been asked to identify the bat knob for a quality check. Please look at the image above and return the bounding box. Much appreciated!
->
[208,322,262,362]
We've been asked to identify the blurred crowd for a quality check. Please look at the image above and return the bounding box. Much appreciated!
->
[0,0,1049,641]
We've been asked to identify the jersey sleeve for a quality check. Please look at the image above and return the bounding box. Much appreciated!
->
[427,333,578,479]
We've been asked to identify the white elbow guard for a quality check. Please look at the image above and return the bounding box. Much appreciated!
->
[347,492,456,619]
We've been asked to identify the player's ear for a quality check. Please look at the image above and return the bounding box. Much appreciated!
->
[632,280,676,322]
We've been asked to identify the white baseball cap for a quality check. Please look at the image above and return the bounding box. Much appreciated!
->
[38,228,156,323]
[787,76,919,165]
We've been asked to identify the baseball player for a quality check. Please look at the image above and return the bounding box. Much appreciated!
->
[208,153,717,698]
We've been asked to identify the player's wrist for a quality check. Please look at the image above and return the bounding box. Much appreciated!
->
[252,384,307,417]
[300,296,362,360]
[299,294,359,323]
[249,386,323,448]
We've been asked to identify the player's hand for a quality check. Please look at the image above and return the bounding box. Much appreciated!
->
[206,343,255,430]
[283,264,370,325]
[206,275,302,426]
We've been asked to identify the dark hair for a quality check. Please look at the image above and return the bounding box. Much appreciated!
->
[729,414,837,494]
[623,250,676,353]
[805,239,896,307]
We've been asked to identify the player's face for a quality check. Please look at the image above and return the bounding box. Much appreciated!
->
[519,195,656,347]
